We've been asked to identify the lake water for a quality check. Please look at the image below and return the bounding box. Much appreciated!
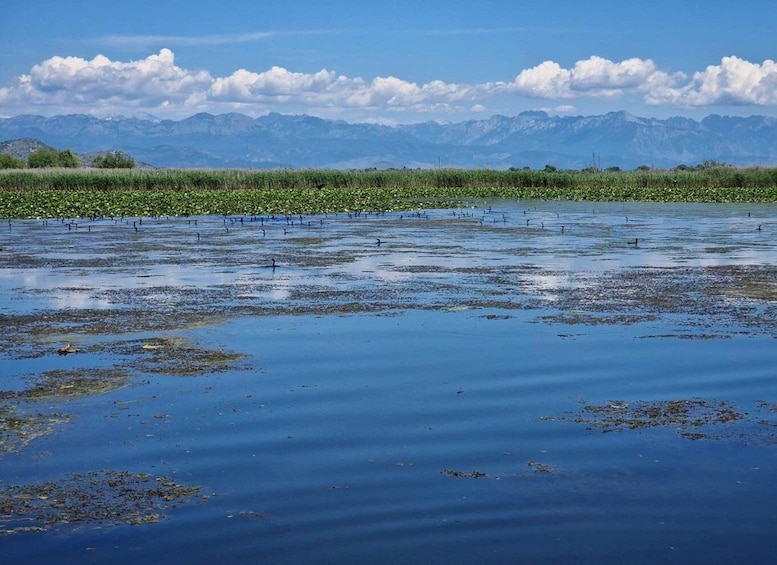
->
[1,200,776,564]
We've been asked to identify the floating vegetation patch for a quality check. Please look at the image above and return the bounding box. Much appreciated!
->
[0,406,70,455]
[560,398,759,441]
[114,336,247,376]
[481,314,512,320]
[536,312,659,326]
[21,368,131,402]
[0,368,129,453]
[441,469,488,479]
[532,265,777,336]
[526,461,556,474]
[710,265,777,302]
[0,470,202,536]
[755,401,777,429]
[639,333,731,340]
[1,368,131,402]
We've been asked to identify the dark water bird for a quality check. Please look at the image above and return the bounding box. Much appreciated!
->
[261,258,277,269]
[757,224,763,231]
[627,238,639,246]
[376,238,382,246]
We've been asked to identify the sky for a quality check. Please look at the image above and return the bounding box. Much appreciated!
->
[1,0,776,124]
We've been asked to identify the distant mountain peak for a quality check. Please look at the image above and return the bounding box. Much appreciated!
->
[1,110,775,170]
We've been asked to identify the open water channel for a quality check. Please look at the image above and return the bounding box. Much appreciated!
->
[1,199,776,564]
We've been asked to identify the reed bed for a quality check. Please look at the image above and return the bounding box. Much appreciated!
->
[1,167,776,218]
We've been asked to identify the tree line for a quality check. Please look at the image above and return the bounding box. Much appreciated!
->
[0,148,135,169]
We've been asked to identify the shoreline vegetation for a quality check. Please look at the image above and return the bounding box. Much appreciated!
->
[1,167,776,218]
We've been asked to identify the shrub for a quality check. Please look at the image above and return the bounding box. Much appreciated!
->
[27,148,80,168]
[0,154,25,169]
[28,148,61,168]
[93,151,136,169]
[58,149,80,168]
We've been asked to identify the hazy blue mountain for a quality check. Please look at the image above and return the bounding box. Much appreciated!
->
[1,111,775,170]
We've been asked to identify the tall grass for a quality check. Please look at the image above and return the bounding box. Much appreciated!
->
[1,167,776,218]
[1,167,776,191]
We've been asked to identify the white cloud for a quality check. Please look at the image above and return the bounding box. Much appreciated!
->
[209,66,479,113]
[511,56,669,99]
[511,55,777,109]
[0,49,211,113]
[93,30,340,48]
[210,67,347,102]
[646,56,777,106]
[1,50,776,120]
[512,60,571,98]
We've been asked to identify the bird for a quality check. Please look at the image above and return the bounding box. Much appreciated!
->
[58,342,79,355]
[627,238,639,246]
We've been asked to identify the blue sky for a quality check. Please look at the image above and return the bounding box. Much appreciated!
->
[1,0,776,123]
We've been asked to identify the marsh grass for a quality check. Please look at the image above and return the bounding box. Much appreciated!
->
[1,167,776,218]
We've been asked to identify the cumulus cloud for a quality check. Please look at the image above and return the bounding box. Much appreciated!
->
[511,56,672,99]
[1,50,776,120]
[209,65,481,113]
[511,55,777,108]
[646,56,777,106]
[0,49,211,113]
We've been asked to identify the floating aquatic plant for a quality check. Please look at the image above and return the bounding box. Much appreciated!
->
[0,470,202,536]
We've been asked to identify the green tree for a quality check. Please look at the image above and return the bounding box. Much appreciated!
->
[58,149,80,168]
[28,147,61,168]
[544,164,557,172]
[27,147,81,168]
[0,154,26,169]
[93,151,136,169]
[696,159,730,170]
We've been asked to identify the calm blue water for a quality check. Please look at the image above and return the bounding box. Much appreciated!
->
[1,200,776,564]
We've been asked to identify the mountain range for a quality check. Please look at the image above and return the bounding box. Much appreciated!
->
[1,110,776,170]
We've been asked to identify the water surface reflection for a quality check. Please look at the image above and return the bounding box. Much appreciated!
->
[1,200,776,564]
